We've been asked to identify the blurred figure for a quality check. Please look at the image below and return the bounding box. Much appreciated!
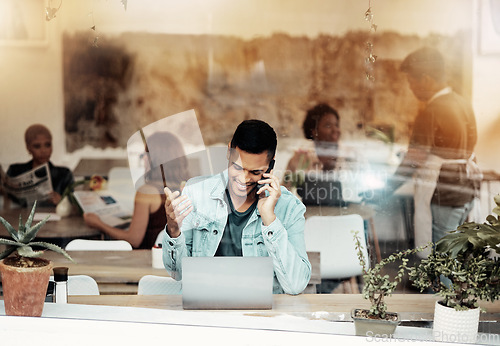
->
[284,103,341,186]
[84,131,189,249]
[382,47,480,248]
[7,124,74,206]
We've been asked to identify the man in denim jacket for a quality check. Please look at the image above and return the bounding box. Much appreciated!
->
[162,120,311,294]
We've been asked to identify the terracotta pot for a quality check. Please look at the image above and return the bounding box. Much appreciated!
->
[433,301,480,344]
[0,258,53,317]
[351,308,400,337]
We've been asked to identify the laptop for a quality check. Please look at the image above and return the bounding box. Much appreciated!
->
[297,173,349,207]
[181,256,274,310]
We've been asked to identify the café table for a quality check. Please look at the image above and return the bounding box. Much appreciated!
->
[1,295,499,344]
[43,250,321,295]
[0,207,101,248]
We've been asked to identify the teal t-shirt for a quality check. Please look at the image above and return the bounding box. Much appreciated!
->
[215,190,257,256]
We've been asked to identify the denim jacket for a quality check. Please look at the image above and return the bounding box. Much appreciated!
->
[162,171,312,294]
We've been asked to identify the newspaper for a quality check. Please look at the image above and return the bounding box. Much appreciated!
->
[73,190,132,229]
[0,163,53,205]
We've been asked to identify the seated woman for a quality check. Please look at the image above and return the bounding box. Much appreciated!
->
[83,131,189,249]
[284,103,342,189]
[7,124,74,206]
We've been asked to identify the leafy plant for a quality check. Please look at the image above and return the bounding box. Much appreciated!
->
[410,195,500,310]
[0,201,73,263]
[353,230,428,319]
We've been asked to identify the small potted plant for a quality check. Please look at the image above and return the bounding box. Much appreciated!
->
[351,230,427,337]
[0,201,74,316]
[409,195,500,343]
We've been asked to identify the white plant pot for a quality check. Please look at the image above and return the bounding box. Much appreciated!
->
[433,301,480,344]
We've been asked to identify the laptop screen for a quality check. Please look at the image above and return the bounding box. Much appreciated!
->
[181,256,274,310]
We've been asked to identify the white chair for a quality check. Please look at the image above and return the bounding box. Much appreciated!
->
[304,214,370,293]
[50,275,100,296]
[65,239,133,251]
[137,275,182,295]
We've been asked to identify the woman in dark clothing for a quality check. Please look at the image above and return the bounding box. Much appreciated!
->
[7,124,74,206]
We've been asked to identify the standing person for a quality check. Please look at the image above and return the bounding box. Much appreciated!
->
[84,131,189,249]
[382,47,480,248]
[7,124,74,206]
[162,119,311,295]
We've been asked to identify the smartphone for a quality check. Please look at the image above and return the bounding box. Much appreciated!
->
[256,159,275,196]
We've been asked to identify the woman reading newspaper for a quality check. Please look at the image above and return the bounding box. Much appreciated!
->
[6,124,74,207]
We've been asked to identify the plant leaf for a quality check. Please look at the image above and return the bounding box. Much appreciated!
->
[0,247,16,260]
[0,238,24,247]
[23,201,38,231]
[0,216,19,242]
[28,241,75,263]
[22,215,50,243]
[17,245,44,258]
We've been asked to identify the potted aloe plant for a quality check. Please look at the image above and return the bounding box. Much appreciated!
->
[410,195,500,343]
[0,201,74,316]
[351,230,428,337]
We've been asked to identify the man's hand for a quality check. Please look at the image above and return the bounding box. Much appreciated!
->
[164,187,193,238]
[256,172,281,226]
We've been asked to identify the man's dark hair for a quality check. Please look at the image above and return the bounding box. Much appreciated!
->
[400,46,446,83]
[230,119,277,160]
[302,103,339,140]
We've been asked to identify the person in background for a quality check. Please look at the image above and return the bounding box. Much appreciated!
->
[7,124,74,206]
[376,47,480,248]
[162,119,311,295]
[283,103,341,188]
[83,131,189,249]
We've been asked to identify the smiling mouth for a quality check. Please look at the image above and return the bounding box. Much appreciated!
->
[234,179,254,191]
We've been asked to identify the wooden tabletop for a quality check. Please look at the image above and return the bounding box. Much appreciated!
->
[44,250,321,294]
[0,207,101,240]
[68,294,500,322]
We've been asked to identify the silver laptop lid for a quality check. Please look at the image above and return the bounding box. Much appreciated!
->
[182,256,274,310]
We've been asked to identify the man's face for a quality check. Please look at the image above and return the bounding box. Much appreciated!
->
[406,74,432,102]
[27,134,52,166]
[227,147,271,199]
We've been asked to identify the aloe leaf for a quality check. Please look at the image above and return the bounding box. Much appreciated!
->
[28,241,75,263]
[17,245,44,258]
[0,238,24,247]
[0,247,16,260]
[24,201,37,231]
[23,215,50,243]
[0,216,19,242]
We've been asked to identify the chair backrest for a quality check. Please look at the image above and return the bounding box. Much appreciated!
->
[68,275,100,295]
[50,275,100,296]
[304,214,369,279]
[65,239,133,251]
[137,275,182,295]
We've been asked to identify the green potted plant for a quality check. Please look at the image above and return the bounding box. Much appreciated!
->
[409,195,500,344]
[351,230,427,337]
[0,201,74,316]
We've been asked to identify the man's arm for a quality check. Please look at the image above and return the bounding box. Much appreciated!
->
[261,193,311,295]
[257,172,311,294]
[161,186,194,280]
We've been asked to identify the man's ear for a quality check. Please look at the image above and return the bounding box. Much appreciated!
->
[226,143,231,160]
